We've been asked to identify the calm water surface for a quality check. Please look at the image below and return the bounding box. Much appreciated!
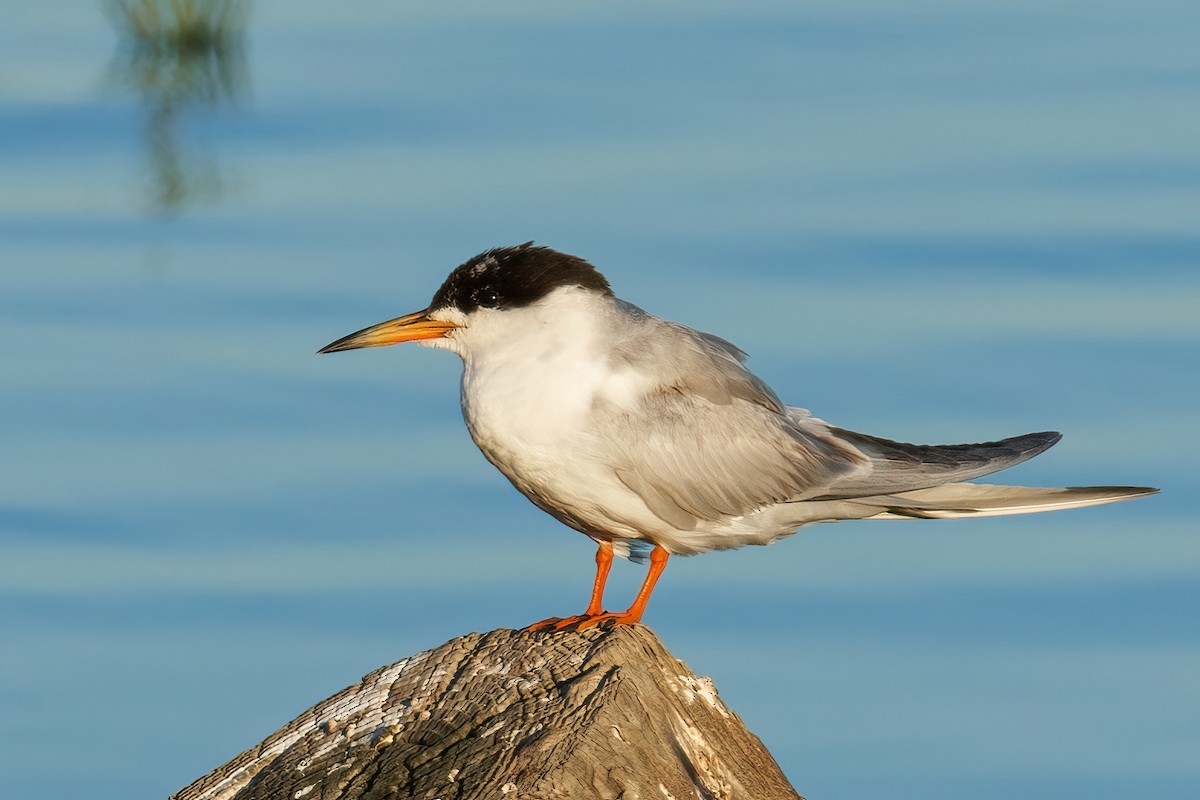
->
[2,2,1198,798]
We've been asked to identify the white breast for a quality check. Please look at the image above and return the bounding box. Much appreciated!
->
[449,290,659,541]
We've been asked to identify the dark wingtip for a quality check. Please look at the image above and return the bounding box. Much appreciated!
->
[1012,431,1062,456]
[1035,430,1063,448]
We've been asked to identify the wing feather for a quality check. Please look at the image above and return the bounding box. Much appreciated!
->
[600,311,870,527]
[853,483,1157,518]
[811,428,1063,499]
[598,304,1079,529]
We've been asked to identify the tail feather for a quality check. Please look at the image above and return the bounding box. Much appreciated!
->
[856,483,1158,520]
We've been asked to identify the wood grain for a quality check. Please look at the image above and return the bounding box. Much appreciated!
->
[172,625,802,800]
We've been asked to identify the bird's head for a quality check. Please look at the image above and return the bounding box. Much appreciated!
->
[317,243,613,358]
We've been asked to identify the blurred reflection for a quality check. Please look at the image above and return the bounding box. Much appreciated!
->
[104,0,250,214]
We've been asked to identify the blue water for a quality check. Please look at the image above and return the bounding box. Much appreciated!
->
[2,2,1198,798]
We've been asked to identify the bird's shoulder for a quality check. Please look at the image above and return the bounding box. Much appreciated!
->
[605,300,786,413]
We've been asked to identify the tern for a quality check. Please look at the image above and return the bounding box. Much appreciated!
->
[319,243,1157,630]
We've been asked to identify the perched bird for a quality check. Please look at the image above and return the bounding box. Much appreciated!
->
[319,243,1156,630]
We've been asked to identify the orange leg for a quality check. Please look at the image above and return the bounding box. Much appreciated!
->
[526,541,614,630]
[573,545,669,629]
[527,544,670,632]
[584,541,613,616]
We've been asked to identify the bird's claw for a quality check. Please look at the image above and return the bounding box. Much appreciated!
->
[525,615,594,632]
[571,612,638,630]
[524,611,638,633]
[525,616,568,632]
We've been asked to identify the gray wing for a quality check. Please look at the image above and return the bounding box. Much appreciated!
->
[605,391,872,530]
[811,427,1063,500]
[601,305,1066,528]
[600,309,871,529]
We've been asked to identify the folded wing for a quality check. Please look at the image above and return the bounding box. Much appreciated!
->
[601,311,1155,531]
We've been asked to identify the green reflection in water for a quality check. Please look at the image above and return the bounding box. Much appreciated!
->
[104,0,250,215]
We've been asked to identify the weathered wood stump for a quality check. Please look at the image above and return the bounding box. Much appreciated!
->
[172,625,802,800]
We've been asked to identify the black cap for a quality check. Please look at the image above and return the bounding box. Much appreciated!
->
[429,243,613,314]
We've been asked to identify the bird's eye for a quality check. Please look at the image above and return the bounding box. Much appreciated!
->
[477,288,501,308]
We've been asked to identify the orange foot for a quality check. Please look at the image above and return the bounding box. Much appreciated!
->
[525,615,584,631]
[570,611,641,630]
[525,610,643,632]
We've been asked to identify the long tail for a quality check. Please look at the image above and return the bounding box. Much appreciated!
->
[853,483,1157,520]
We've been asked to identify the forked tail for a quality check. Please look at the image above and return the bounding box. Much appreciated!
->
[855,483,1157,519]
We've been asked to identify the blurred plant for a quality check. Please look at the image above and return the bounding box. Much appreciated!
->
[104,0,251,214]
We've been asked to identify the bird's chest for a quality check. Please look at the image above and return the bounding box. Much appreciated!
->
[459,336,641,495]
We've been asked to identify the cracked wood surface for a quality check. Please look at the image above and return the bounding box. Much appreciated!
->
[172,625,802,800]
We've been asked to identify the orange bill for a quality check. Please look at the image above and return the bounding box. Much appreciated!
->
[318,309,458,353]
